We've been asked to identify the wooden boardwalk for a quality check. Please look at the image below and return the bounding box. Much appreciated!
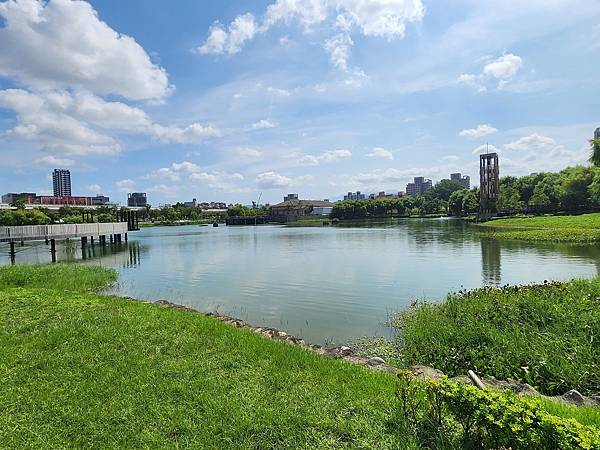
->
[1,222,130,263]
[0,222,128,243]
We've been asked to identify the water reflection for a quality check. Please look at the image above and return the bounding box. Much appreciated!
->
[2,221,600,345]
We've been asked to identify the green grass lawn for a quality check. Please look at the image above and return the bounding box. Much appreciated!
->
[476,213,600,242]
[1,264,598,448]
[0,264,411,449]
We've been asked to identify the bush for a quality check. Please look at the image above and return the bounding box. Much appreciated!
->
[391,280,600,396]
[396,372,600,449]
[0,209,51,226]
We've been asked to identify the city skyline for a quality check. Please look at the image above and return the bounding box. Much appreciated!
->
[0,0,599,205]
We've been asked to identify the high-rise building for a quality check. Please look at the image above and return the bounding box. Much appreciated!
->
[595,127,600,139]
[52,169,71,197]
[450,173,471,189]
[406,177,432,196]
[128,192,147,207]
[344,191,365,200]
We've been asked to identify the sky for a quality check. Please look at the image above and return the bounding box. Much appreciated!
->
[0,0,599,206]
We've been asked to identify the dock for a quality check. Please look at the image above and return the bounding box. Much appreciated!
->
[2,222,130,263]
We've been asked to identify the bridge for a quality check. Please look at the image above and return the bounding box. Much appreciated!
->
[2,211,140,263]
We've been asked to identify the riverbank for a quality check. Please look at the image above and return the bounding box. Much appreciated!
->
[1,264,598,448]
[475,213,600,243]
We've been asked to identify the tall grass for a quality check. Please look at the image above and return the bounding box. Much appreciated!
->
[392,280,600,396]
[0,264,117,292]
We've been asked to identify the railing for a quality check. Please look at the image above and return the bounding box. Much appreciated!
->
[0,222,129,242]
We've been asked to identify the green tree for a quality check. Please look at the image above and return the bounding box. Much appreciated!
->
[10,199,26,210]
[589,138,600,166]
[448,189,468,216]
[431,179,465,202]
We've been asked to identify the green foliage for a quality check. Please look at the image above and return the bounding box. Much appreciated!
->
[391,279,600,396]
[589,138,600,166]
[395,372,600,449]
[10,199,26,210]
[430,179,466,202]
[226,203,271,217]
[0,209,51,226]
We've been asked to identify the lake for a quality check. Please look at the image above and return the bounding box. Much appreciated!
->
[3,219,600,344]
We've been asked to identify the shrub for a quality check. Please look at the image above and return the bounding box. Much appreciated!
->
[396,373,600,449]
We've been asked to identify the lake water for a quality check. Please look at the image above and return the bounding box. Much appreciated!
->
[3,219,600,344]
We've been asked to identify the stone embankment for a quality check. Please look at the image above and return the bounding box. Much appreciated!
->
[155,300,600,408]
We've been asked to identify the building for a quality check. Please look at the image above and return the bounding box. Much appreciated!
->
[284,193,299,202]
[37,195,93,206]
[595,127,600,139]
[183,198,197,207]
[406,177,432,196]
[480,153,499,217]
[344,191,366,201]
[52,169,71,197]
[2,192,36,204]
[271,199,334,220]
[127,192,147,207]
[92,195,110,206]
[368,191,404,200]
[450,173,471,189]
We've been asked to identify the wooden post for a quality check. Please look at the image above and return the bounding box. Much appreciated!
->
[45,237,49,245]
[81,236,87,247]
[124,232,128,243]
[100,235,106,246]
[50,239,56,263]
[20,240,24,247]
[90,236,94,246]
[9,241,16,264]
[109,235,113,244]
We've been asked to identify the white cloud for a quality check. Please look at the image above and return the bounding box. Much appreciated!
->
[324,33,354,70]
[483,54,523,80]
[472,144,501,155]
[459,53,523,92]
[238,147,263,158]
[197,13,258,55]
[0,89,219,154]
[143,167,181,182]
[197,0,424,68]
[189,170,246,192]
[298,148,352,165]
[87,184,102,193]
[34,155,75,166]
[267,87,291,97]
[171,161,202,173]
[459,124,498,139]
[116,179,135,192]
[152,123,221,144]
[256,171,310,189]
[252,119,277,129]
[366,147,394,160]
[146,184,176,197]
[0,0,171,101]
[504,133,556,151]
[442,155,460,162]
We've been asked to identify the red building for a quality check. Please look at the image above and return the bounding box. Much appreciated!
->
[37,196,93,206]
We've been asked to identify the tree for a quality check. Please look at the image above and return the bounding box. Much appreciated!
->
[431,179,466,202]
[448,189,468,216]
[589,138,600,166]
[10,199,26,210]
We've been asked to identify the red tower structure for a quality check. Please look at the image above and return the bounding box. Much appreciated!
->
[479,152,499,219]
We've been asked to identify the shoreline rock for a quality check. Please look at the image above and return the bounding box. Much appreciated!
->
[153,299,599,407]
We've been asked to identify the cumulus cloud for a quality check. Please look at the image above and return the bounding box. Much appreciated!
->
[189,170,245,192]
[116,179,135,192]
[459,53,523,92]
[366,147,394,160]
[504,133,556,151]
[459,124,498,139]
[0,0,172,101]
[0,89,219,154]
[267,87,291,97]
[324,33,354,70]
[298,149,352,165]
[198,0,424,68]
[256,171,310,189]
[252,119,277,129]
[198,13,258,55]
[87,184,102,193]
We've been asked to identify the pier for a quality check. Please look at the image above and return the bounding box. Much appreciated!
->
[2,222,130,263]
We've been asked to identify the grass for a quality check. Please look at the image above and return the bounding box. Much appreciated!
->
[388,280,600,397]
[476,213,600,242]
[1,264,598,448]
[0,264,412,449]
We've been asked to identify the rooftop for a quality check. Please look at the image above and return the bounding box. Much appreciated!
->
[272,199,334,208]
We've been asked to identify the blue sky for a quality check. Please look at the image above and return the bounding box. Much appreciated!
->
[0,0,599,206]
